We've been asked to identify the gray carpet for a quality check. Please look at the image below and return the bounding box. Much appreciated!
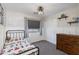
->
[32,40,66,55]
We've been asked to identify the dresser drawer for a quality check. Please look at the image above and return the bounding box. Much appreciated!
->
[62,44,74,54]
[57,34,79,55]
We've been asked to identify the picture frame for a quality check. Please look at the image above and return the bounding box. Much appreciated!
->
[0,3,4,25]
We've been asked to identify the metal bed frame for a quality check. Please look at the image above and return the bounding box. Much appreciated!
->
[6,30,26,39]
[6,30,39,55]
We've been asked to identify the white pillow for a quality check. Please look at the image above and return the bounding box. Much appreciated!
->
[24,38,30,45]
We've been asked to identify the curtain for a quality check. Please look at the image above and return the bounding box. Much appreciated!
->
[24,19,29,38]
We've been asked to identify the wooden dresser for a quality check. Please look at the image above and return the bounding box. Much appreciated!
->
[56,33,79,55]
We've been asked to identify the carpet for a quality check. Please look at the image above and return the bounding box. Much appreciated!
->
[32,40,66,55]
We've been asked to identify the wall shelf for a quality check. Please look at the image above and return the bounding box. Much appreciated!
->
[67,21,79,25]
[58,14,68,20]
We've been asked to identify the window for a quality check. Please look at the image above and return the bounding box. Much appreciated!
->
[28,20,40,29]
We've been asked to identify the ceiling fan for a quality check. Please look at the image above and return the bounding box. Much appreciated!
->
[34,6,44,15]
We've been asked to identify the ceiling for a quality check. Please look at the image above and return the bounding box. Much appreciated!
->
[3,3,79,17]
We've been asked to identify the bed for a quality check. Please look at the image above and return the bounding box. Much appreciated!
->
[2,30,39,55]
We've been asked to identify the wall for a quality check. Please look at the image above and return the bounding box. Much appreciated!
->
[5,11,26,30]
[44,6,79,44]
[5,11,44,43]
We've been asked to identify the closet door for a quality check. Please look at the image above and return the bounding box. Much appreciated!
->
[0,25,5,54]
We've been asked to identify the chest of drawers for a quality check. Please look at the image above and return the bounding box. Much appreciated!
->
[56,34,79,55]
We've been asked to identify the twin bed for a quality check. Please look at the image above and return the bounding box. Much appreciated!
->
[2,30,39,55]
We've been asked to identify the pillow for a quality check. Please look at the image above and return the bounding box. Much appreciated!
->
[0,49,3,55]
[5,37,11,43]
[24,38,30,45]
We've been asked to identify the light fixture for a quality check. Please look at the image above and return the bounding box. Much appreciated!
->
[34,6,44,15]
[38,6,44,15]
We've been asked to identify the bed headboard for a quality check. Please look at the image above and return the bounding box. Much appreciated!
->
[6,30,25,39]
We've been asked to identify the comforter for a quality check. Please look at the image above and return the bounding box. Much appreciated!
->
[2,39,39,55]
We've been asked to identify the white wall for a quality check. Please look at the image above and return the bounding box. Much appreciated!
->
[5,11,44,43]
[44,6,79,44]
[5,11,26,30]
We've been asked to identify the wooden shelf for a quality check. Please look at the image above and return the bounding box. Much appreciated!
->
[67,21,79,25]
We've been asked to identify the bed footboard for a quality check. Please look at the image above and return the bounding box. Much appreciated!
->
[16,47,39,55]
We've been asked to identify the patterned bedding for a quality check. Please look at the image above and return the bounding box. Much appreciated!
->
[2,38,39,55]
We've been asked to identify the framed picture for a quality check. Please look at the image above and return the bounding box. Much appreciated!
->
[0,4,4,25]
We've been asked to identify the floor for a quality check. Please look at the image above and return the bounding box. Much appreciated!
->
[32,40,66,55]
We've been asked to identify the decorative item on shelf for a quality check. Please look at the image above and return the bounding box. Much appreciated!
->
[73,17,79,21]
[58,14,68,20]
[0,3,4,25]
[67,17,79,25]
